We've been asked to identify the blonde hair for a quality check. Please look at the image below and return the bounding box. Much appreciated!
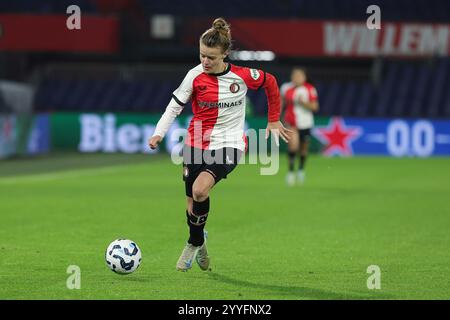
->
[200,18,232,53]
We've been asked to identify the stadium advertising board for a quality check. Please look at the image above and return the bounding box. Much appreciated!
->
[313,117,450,157]
[48,113,450,157]
[0,114,49,159]
[0,14,119,53]
[0,114,16,159]
[187,19,450,58]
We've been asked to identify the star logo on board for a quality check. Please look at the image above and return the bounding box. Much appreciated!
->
[313,117,363,156]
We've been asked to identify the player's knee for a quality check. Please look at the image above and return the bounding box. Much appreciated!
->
[192,184,209,202]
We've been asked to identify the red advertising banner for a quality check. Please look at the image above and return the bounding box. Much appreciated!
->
[211,19,450,58]
[0,14,119,53]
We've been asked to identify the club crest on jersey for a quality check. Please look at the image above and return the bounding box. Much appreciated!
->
[229,82,240,93]
[250,68,260,80]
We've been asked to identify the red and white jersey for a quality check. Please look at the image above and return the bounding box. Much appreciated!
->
[281,82,317,130]
[154,63,281,151]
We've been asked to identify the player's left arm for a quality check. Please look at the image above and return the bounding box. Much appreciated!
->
[244,68,292,143]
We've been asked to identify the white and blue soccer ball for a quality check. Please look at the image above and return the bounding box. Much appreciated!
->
[105,239,142,274]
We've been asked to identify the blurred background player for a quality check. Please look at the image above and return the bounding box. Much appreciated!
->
[148,18,290,272]
[281,67,319,185]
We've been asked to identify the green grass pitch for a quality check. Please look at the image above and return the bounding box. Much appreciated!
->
[0,152,449,299]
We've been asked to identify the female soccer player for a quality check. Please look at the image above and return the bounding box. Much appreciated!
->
[148,18,290,272]
[280,67,319,186]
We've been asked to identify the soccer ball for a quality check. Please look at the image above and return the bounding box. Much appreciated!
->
[105,239,142,274]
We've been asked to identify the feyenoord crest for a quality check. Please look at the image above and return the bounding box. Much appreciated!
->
[229,82,240,93]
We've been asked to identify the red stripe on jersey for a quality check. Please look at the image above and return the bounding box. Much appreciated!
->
[305,82,318,102]
[283,86,297,127]
[187,73,219,149]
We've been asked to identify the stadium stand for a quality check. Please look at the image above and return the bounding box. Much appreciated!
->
[1,0,449,118]
[33,58,450,118]
[1,0,449,22]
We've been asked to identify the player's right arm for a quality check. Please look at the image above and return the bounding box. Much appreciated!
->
[148,97,184,149]
[148,66,200,150]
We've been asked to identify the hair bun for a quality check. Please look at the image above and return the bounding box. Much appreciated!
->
[200,17,232,52]
[212,18,230,36]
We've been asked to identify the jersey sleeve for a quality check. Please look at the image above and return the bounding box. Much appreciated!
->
[153,67,200,138]
[172,67,199,105]
[240,68,266,90]
[237,67,281,122]
[152,98,184,139]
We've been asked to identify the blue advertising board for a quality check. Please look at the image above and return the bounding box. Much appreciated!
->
[27,113,50,155]
[312,117,450,157]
